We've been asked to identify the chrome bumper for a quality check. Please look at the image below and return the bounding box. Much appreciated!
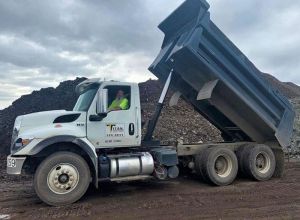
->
[6,155,26,175]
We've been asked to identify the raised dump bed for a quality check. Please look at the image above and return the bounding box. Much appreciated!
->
[149,0,295,148]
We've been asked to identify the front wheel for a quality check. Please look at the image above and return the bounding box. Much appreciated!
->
[34,151,91,206]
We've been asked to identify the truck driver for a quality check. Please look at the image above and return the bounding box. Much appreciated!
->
[108,89,129,111]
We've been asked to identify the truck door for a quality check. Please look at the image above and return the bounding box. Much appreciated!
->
[87,84,140,148]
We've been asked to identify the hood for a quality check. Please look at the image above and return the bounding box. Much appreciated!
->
[18,110,84,130]
[11,110,87,154]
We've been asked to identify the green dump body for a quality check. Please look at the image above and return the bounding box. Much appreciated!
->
[149,0,295,148]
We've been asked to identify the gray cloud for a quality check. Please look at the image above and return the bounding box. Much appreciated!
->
[0,0,300,109]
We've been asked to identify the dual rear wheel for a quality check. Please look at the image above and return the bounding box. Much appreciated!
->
[195,145,276,186]
[237,144,276,181]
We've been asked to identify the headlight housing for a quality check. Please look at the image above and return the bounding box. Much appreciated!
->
[11,138,33,154]
[10,116,23,154]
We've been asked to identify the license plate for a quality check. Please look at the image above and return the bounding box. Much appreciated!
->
[7,158,16,168]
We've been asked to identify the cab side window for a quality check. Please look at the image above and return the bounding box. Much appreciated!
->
[105,86,131,111]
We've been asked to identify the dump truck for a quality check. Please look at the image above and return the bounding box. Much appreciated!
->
[6,0,295,206]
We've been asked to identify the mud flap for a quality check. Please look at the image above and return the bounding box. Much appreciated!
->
[272,147,285,178]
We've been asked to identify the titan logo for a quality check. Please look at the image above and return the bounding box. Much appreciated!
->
[106,124,124,132]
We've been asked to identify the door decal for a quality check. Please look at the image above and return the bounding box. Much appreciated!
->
[106,124,125,137]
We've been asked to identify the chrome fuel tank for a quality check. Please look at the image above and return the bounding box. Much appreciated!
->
[110,152,154,178]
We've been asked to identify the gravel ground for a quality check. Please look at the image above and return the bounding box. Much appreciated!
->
[290,97,300,155]
[0,157,299,220]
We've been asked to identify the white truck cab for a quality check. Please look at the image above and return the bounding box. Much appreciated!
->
[7,78,180,206]
[8,79,142,156]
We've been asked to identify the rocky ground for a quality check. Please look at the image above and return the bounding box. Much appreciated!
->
[0,157,299,220]
[139,80,222,144]
[290,97,300,156]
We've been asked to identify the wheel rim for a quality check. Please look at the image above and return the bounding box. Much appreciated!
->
[255,152,271,174]
[154,165,168,180]
[47,163,79,195]
[214,155,233,178]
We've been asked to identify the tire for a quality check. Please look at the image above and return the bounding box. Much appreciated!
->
[34,151,91,206]
[194,150,208,182]
[200,147,238,186]
[236,144,251,176]
[243,144,276,181]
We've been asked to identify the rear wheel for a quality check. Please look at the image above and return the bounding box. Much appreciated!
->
[34,151,91,206]
[196,147,238,186]
[243,145,275,181]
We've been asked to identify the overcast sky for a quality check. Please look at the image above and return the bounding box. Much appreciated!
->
[0,0,300,109]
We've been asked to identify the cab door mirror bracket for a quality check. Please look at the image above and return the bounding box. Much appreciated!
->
[89,113,107,122]
[96,89,108,115]
[90,89,108,122]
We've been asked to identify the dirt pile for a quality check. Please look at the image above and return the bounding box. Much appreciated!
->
[0,78,223,155]
[0,77,86,155]
[139,80,222,144]
[0,74,299,155]
[290,98,300,155]
[262,73,300,98]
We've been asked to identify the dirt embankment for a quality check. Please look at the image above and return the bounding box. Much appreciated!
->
[291,97,300,155]
[0,157,299,220]
[1,74,300,155]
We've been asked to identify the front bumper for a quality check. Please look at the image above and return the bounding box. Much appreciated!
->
[6,155,26,175]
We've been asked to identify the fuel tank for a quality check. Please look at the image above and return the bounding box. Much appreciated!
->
[110,152,154,178]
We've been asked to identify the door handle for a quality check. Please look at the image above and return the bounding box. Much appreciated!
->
[135,107,139,138]
[129,123,135,135]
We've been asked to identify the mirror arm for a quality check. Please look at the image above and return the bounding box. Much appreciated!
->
[89,113,107,122]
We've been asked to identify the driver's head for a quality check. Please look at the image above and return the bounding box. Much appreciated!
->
[116,90,124,99]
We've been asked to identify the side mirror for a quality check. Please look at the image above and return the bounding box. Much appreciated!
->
[96,89,108,115]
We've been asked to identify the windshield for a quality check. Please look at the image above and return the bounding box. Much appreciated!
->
[73,87,98,111]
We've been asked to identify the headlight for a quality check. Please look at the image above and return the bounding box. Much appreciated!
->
[15,138,33,148]
[12,138,33,154]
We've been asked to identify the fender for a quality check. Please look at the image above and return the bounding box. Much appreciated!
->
[29,135,99,187]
